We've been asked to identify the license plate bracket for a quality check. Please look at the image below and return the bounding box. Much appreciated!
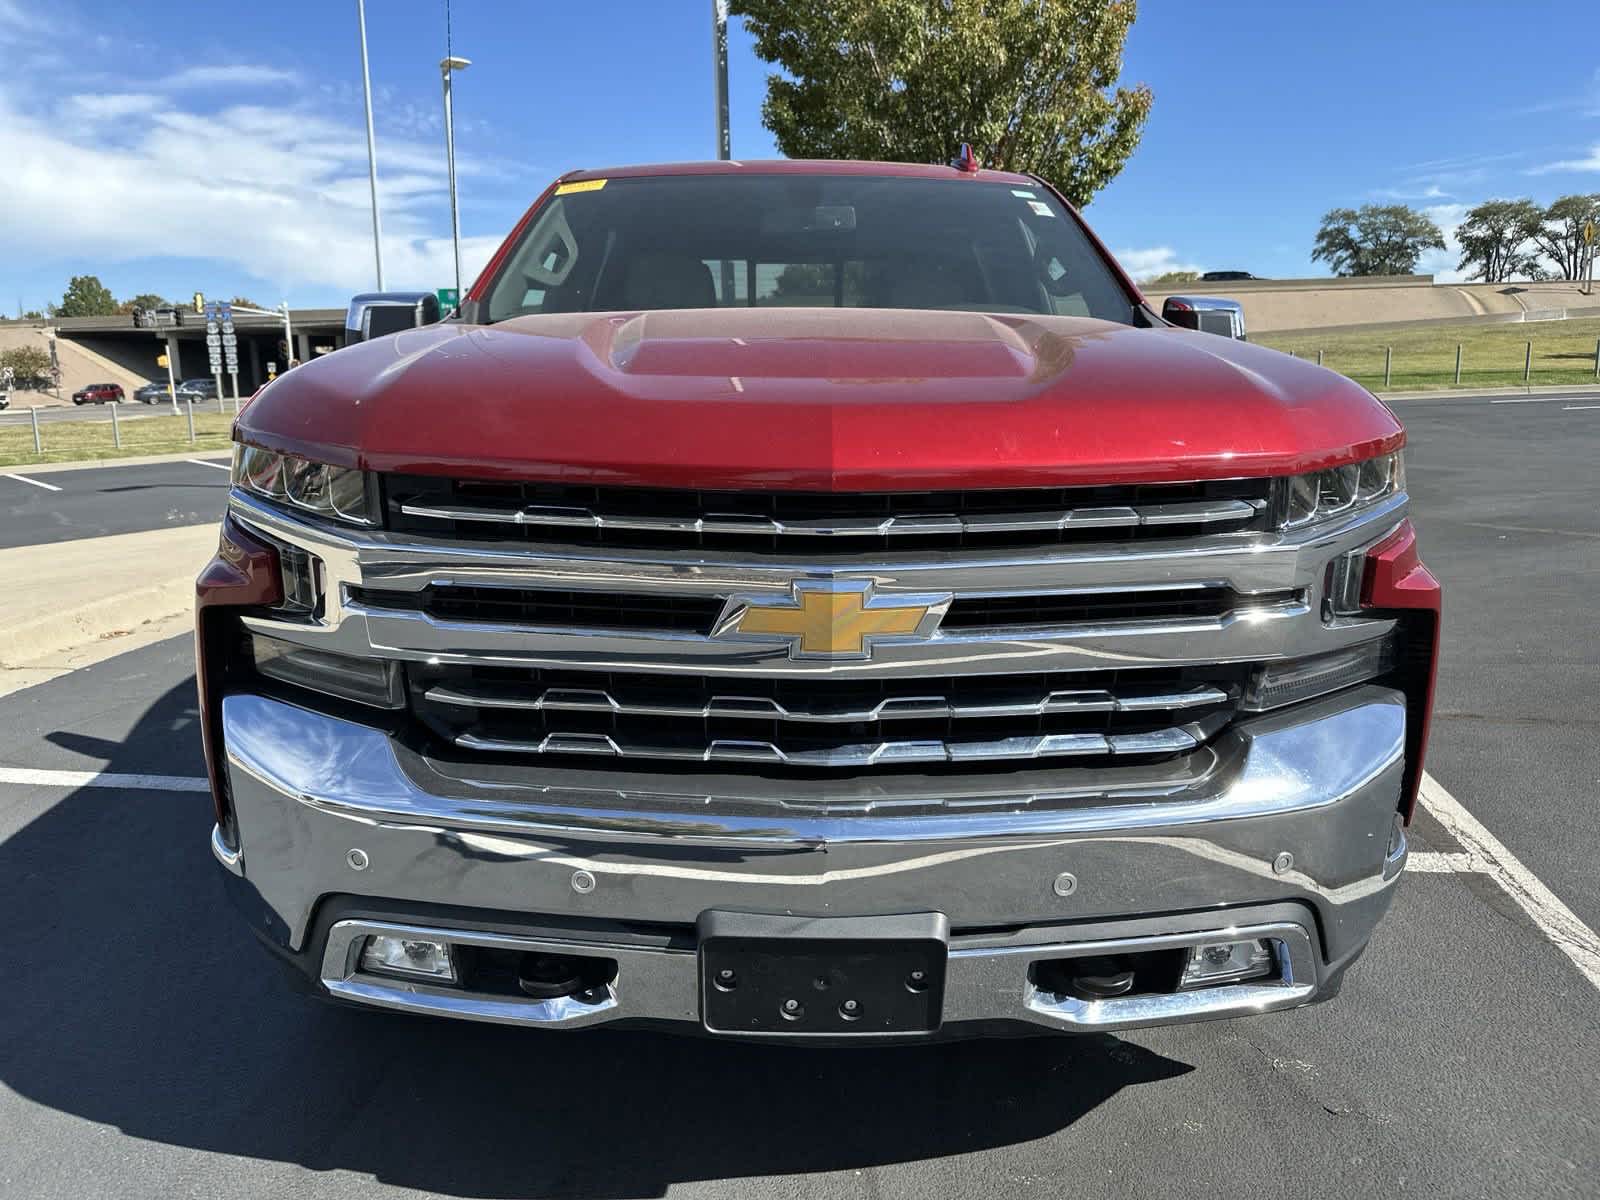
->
[698,911,948,1037]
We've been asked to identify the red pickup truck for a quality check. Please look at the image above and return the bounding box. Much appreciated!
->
[198,158,1439,1041]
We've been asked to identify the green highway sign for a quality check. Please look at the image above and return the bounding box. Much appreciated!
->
[436,287,460,310]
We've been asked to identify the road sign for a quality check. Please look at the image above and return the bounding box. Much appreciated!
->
[436,287,460,310]
[156,353,169,368]
[1585,220,1595,246]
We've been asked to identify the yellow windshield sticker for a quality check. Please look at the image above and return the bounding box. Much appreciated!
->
[555,178,607,195]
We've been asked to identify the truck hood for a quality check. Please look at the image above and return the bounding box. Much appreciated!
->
[239,307,1403,490]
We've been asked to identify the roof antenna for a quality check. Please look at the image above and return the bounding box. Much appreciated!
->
[952,142,980,173]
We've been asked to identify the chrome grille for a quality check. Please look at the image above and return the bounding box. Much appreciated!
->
[349,581,1300,637]
[408,664,1246,773]
[384,476,1273,552]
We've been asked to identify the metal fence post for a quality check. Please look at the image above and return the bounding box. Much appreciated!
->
[1384,346,1392,388]
[1594,337,1599,382]
[110,399,121,450]
[30,405,41,456]
[1524,340,1532,384]
[1454,344,1462,386]
[1317,349,1324,367]
[185,397,196,443]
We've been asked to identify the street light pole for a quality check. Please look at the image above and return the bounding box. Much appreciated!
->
[440,55,471,303]
[357,0,385,290]
[712,0,730,159]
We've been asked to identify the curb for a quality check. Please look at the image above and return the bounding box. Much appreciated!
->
[0,525,217,671]
[0,448,231,476]
[0,576,197,669]
[1377,383,1600,402]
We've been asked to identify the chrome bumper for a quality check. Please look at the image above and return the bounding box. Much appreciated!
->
[216,684,1409,1035]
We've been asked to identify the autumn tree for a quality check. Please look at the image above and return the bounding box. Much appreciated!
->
[731,0,1152,208]
[1530,194,1600,281]
[1454,200,1546,283]
[0,345,53,383]
[119,293,169,314]
[1312,205,1446,277]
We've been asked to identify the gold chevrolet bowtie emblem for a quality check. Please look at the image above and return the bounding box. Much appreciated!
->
[720,582,950,660]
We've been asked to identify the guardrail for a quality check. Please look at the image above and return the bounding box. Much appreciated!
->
[1261,331,1600,390]
[0,397,239,465]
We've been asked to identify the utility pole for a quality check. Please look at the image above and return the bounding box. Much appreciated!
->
[713,1,734,304]
[713,0,731,160]
[358,0,385,289]
[440,56,471,302]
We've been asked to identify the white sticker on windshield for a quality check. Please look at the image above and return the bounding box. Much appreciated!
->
[1027,200,1054,217]
[1011,189,1037,198]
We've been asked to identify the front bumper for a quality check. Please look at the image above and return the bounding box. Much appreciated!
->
[215,684,1409,1037]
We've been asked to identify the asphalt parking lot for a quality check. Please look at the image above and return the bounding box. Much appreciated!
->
[0,455,229,547]
[1,390,1597,1199]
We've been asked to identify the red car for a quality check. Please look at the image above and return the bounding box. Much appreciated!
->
[71,382,125,405]
[199,158,1440,1042]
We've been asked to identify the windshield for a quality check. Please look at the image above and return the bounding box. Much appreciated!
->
[482,174,1136,324]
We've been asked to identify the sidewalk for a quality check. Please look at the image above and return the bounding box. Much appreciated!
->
[0,524,217,696]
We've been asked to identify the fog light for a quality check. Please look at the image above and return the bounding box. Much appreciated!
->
[360,935,457,982]
[1180,938,1275,988]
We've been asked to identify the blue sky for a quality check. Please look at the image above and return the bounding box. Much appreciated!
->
[2,0,1598,313]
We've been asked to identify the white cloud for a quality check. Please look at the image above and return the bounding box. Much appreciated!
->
[61,92,165,121]
[164,64,301,89]
[1417,202,1470,283]
[0,83,503,295]
[1528,143,1600,174]
[1374,183,1452,201]
[1114,246,1205,281]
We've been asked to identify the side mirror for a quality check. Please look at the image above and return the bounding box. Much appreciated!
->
[344,292,443,345]
[1162,295,1246,341]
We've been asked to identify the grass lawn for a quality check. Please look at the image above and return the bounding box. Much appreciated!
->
[1258,315,1600,391]
[0,409,235,467]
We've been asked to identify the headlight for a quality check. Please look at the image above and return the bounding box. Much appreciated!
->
[1283,452,1404,529]
[232,445,375,525]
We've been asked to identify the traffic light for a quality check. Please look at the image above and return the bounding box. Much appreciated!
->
[193,291,205,315]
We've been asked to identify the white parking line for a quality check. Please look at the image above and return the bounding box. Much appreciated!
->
[0,766,209,792]
[1418,772,1600,990]
[2,472,63,492]
[1563,404,1600,411]
[186,458,230,471]
[1405,851,1473,872]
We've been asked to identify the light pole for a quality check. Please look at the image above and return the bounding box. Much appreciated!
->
[712,0,730,160]
[357,0,385,289]
[440,55,471,304]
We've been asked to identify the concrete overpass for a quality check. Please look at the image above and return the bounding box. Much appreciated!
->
[48,308,348,393]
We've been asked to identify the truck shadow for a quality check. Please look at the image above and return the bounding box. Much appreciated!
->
[2,676,1192,1199]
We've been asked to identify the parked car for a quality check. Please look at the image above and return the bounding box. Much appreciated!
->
[201,156,1439,1043]
[134,380,173,404]
[175,378,218,402]
[1200,270,1258,282]
[0,393,9,411]
[71,382,125,405]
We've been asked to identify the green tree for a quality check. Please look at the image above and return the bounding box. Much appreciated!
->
[0,345,52,383]
[1455,200,1546,283]
[1311,205,1446,277]
[229,296,262,310]
[49,274,118,317]
[118,292,169,314]
[730,0,1152,209]
[1141,269,1200,286]
[1529,194,1600,281]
